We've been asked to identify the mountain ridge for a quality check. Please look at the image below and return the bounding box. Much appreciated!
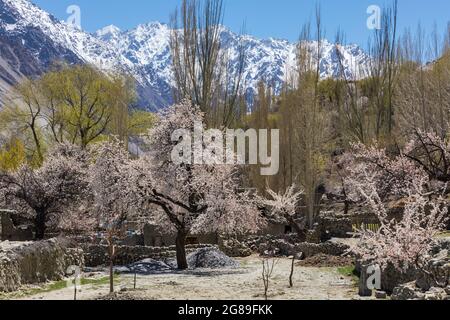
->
[0,0,371,110]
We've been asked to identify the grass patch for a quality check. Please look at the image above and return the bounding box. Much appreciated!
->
[0,275,118,300]
[337,265,359,287]
[80,276,115,286]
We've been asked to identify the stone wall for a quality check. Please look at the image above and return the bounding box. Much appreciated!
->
[82,243,216,267]
[318,215,353,239]
[244,235,349,258]
[143,224,218,247]
[0,238,84,292]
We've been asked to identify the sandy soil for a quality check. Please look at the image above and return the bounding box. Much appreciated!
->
[15,255,358,300]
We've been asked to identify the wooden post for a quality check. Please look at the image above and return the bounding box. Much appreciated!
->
[289,256,295,288]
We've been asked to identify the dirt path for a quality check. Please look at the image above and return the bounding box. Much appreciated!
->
[17,256,358,300]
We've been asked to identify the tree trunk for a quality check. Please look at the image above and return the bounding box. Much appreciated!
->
[176,229,188,270]
[108,242,115,293]
[286,216,306,242]
[109,259,114,293]
[34,210,46,240]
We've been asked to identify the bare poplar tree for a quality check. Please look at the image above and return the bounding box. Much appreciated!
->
[333,1,399,145]
[366,0,399,142]
[284,6,330,229]
[170,0,246,127]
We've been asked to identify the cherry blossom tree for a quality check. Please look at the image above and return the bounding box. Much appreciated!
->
[345,143,448,285]
[256,185,307,239]
[0,144,89,239]
[128,100,264,269]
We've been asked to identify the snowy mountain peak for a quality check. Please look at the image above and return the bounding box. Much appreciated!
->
[96,25,121,38]
[0,0,372,111]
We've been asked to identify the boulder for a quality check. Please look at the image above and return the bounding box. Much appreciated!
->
[391,282,425,300]
[380,263,418,294]
[375,291,387,299]
[392,282,449,300]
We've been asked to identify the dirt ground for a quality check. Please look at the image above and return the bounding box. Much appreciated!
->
[14,255,359,300]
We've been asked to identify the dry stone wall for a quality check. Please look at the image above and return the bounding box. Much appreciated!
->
[82,243,216,267]
[0,238,84,292]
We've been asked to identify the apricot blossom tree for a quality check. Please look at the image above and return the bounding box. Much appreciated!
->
[88,139,137,292]
[345,143,448,285]
[0,144,89,239]
[128,100,263,269]
[256,185,306,238]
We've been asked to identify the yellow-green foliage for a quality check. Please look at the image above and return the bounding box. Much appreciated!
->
[128,110,156,136]
[2,65,137,159]
[0,138,26,172]
[42,65,133,147]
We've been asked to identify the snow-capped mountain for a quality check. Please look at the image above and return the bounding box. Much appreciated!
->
[0,0,371,110]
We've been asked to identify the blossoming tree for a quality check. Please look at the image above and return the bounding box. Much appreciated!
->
[0,144,89,239]
[256,184,306,239]
[89,139,139,292]
[345,143,448,285]
[404,129,450,183]
[128,100,264,269]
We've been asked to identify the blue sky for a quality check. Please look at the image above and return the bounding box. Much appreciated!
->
[32,0,449,47]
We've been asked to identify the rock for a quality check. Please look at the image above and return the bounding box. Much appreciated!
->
[317,215,353,240]
[392,282,449,300]
[0,212,33,241]
[391,282,422,300]
[220,238,252,258]
[120,233,144,246]
[305,226,321,244]
[415,246,450,291]
[425,287,447,300]
[187,247,239,269]
[445,286,450,295]
[294,252,305,261]
[375,291,387,299]
[379,263,418,294]
[95,292,149,300]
